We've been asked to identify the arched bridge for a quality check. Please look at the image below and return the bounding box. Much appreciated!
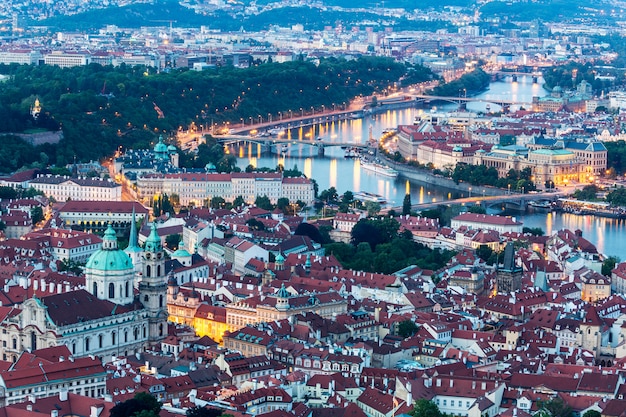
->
[216,135,373,156]
[408,94,533,109]
[404,192,562,212]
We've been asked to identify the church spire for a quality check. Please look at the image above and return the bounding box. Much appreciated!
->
[128,206,139,250]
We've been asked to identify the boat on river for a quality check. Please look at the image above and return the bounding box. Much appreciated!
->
[354,191,387,204]
[344,148,360,158]
[528,200,552,210]
[359,159,399,178]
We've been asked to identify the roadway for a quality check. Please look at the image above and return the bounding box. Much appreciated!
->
[383,190,565,213]
[408,93,532,107]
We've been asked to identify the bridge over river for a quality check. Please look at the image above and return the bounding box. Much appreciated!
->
[393,191,565,213]
[408,93,533,109]
[216,134,375,156]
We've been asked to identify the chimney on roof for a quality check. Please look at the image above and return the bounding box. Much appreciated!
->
[59,389,68,402]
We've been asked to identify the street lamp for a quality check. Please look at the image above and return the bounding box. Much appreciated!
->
[278,111,282,121]
[240,118,244,127]
[508,183,511,195]
[322,105,325,113]
[268,113,272,123]
[311,106,314,115]
[289,110,293,119]
[258,115,262,124]
[300,108,304,117]
[469,187,472,197]
[249,116,253,125]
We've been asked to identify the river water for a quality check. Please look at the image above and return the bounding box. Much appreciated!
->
[233,76,625,258]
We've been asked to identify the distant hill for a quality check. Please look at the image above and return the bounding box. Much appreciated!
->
[40,1,212,30]
[39,2,454,32]
[478,0,615,22]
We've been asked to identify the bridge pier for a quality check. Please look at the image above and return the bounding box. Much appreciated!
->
[532,76,538,83]
[317,145,325,157]
[512,74,518,82]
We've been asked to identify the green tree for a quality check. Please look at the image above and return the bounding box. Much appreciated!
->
[536,398,574,417]
[410,399,443,417]
[582,411,601,417]
[523,227,545,236]
[573,184,598,201]
[30,206,44,224]
[339,191,354,213]
[254,195,273,210]
[365,201,381,217]
[246,218,266,231]
[165,234,181,250]
[0,186,17,199]
[397,319,418,337]
[110,392,162,417]
[602,256,620,276]
[295,222,324,244]
[187,407,223,417]
[210,196,226,209]
[468,205,486,214]
[58,258,84,275]
[606,187,626,206]
[319,186,339,204]
[402,193,412,215]
[276,197,290,213]
[153,193,174,216]
[476,245,493,262]
[232,195,245,208]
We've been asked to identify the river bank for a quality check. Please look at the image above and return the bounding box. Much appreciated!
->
[384,157,506,198]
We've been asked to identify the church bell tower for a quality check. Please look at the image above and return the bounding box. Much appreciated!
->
[139,223,168,342]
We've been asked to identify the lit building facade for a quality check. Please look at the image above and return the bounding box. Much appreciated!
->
[136,172,315,206]
[29,175,122,202]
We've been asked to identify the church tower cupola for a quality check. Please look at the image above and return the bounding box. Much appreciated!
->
[85,224,134,305]
[139,222,168,343]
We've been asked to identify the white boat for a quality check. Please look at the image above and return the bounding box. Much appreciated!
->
[344,148,360,158]
[359,160,398,178]
[528,200,551,209]
[354,191,387,204]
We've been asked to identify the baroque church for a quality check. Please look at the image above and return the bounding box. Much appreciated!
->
[0,223,168,362]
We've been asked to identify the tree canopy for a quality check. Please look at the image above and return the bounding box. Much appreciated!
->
[0,58,436,167]
[324,217,454,274]
[409,399,443,417]
[110,392,162,417]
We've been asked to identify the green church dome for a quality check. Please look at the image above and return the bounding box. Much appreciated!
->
[86,224,133,271]
[154,135,168,156]
[145,222,163,253]
[172,241,191,258]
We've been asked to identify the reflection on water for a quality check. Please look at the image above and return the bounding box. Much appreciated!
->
[516,211,626,258]
[234,76,547,207]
